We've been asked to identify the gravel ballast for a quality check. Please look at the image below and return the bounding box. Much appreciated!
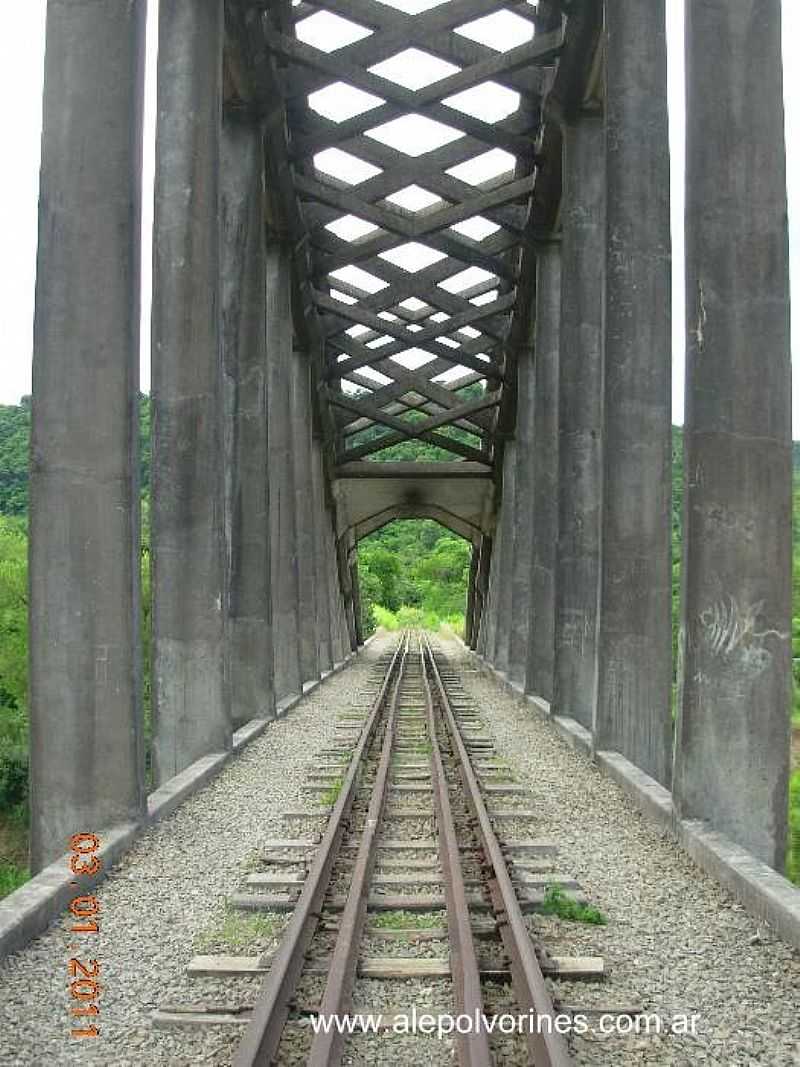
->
[0,634,395,1066]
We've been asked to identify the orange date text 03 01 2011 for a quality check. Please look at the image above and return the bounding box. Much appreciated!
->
[68,833,101,1039]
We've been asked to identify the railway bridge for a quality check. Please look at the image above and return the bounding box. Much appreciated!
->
[23,0,794,957]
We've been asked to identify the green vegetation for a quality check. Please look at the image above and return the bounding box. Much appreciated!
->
[193,908,282,952]
[358,519,470,638]
[541,884,607,925]
[318,775,345,809]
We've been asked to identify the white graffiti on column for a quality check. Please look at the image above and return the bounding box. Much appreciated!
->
[699,596,787,662]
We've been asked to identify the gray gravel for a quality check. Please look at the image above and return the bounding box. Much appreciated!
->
[436,634,800,1066]
[0,634,395,1066]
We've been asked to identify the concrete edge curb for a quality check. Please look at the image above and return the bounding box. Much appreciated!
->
[0,640,370,962]
[460,641,800,951]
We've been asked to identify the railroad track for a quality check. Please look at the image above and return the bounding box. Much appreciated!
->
[155,632,607,1064]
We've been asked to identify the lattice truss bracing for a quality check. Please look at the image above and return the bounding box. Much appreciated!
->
[226,0,563,467]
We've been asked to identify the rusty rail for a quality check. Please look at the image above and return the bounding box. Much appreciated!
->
[307,634,408,1065]
[233,634,408,1067]
[421,634,493,1066]
[421,634,574,1067]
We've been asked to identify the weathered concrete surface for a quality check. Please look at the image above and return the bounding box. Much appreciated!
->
[471,535,492,652]
[266,244,302,703]
[29,0,147,871]
[151,0,229,784]
[221,115,273,728]
[311,440,334,674]
[594,0,673,786]
[493,443,517,674]
[553,115,605,731]
[674,1,792,869]
[290,351,320,685]
[508,342,535,689]
[526,246,561,702]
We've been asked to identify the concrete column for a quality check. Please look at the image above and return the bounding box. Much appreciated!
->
[464,543,479,648]
[311,441,334,674]
[493,445,517,675]
[472,535,492,652]
[151,0,229,783]
[552,114,605,730]
[267,245,302,708]
[526,246,561,702]
[290,351,319,685]
[221,114,273,728]
[674,1,792,868]
[29,0,147,871]
[508,342,536,689]
[594,0,673,784]
[479,523,501,659]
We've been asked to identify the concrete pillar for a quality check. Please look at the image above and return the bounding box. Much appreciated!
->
[472,535,492,652]
[508,341,536,690]
[526,246,561,702]
[464,543,479,648]
[290,351,319,685]
[267,245,302,708]
[673,1,792,868]
[594,0,673,784]
[311,441,334,674]
[29,0,147,871]
[493,445,517,675]
[221,114,273,728]
[151,0,229,782]
[479,524,500,659]
[552,114,605,730]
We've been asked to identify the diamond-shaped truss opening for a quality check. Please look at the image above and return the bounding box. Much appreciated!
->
[325,215,380,241]
[329,288,359,305]
[330,265,389,293]
[458,325,482,339]
[295,11,373,53]
[378,311,400,322]
[390,348,437,370]
[450,216,501,241]
[379,242,448,272]
[399,297,430,313]
[407,324,423,333]
[432,365,476,384]
[314,148,382,185]
[309,82,385,123]
[436,336,461,349]
[446,149,516,186]
[346,324,371,338]
[444,83,520,123]
[351,368,394,387]
[373,0,450,14]
[470,289,499,307]
[367,115,463,156]
[369,48,460,90]
[386,186,443,212]
[439,266,495,293]
[430,311,450,323]
[366,335,394,349]
[455,9,535,51]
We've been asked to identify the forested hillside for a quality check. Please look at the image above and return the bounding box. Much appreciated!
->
[0,397,797,887]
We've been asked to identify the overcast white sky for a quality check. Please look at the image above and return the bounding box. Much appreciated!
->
[0,2,798,431]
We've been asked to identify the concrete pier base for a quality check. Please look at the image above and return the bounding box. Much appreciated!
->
[29,0,147,871]
[674,1,792,868]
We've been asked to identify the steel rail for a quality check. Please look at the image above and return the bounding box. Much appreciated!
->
[421,635,493,1067]
[307,633,409,1065]
[233,634,409,1067]
[421,635,574,1067]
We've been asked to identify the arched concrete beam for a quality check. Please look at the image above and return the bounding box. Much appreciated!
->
[351,503,480,546]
